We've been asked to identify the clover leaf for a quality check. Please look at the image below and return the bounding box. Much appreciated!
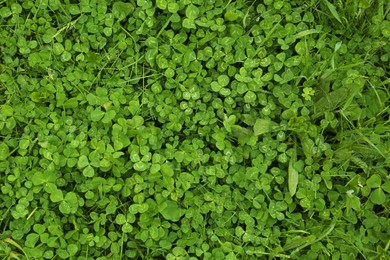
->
[185,4,199,20]
[59,192,79,214]
[112,1,134,21]
[0,143,9,161]
[159,200,183,222]
[370,188,386,205]
[50,188,64,203]
[90,107,105,122]
[83,165,95,178]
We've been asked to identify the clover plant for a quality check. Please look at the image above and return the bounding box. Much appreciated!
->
[0,0,389,259]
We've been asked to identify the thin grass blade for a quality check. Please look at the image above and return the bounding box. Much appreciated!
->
[324,0,343,25]
[288,144,299,197]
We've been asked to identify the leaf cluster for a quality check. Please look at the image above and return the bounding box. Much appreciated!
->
[0,0,389,259]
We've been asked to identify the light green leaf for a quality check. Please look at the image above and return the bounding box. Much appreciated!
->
[52,42,65,55]
[112,1,133,21]
[185,4,199,20]
[68,5,80,15]
[211,82,222,92]
[150,163,161,174]
[59,201,71,214]
[77,155,89,168]
[370,188,386,205]
[224,12,238,22]
[19,139,30,150]
[295,29,322,39]
[67,244,78,256]
[156,55,169,69]
[324,0,343,25]
[115,214,127,225]
[346,195,361,211]
[288,147,298,197]
[244,91,257,103]
[300,134,315,160]
[382,180,390,193]
[132,115,144,128]
[167,2,179,13]
[183,50,196,67]
[30,91,48,102]
[91,107,105,122]
[102,110,116,124]
[313,86,351,117]
[156,0,167,10]
[160,200,183,222]
[366,174,382,188]
[1,104,14,116]
[216,140,225,151]
[50,189,64,203]
[128,100,140,115]
[254,119,277,135]
[182,18,196,29]
[64,97,79,109]
[223,115,237,133]
[61,51,72,62]
[0,7,12,18]
[32,172,47,186]
[83,165,95,177]
[59,192,79,214]
[134,161,148,171]
[218,75,230,87]
[161,163,174,177]
[145,37,159,49]
[6,117,16,130]
[65,192,78,202]
[163,175,175,192]
[122,223,133,233]
[106,200,117,215]
[284,235,316,251]
[0,143,10,160]
[44,183,58,194]
[295,41,307,56]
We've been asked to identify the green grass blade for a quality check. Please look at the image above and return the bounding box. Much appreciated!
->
[295,29,322,39]
[288,143,298,197]
[324,0,343,25]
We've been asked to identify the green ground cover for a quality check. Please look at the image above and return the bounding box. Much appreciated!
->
[0,0,389,259]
